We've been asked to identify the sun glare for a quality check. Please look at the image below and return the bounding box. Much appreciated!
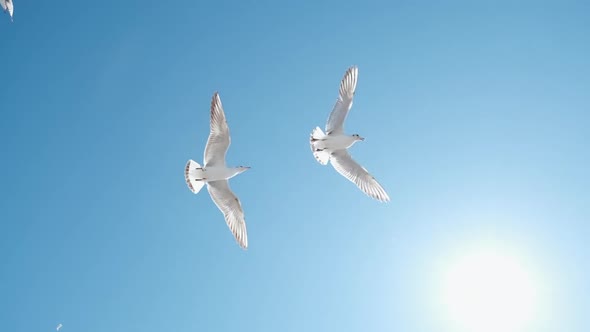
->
[440,248,538,332]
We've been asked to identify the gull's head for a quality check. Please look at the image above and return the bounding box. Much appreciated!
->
[352,134,365,141]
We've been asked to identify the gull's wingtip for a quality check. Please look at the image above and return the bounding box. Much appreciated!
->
[371,194,390,203]
[377,189,390,203]
[236,234,248,250]
[211,91,222,107]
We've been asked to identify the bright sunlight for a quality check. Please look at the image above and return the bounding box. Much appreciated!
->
[440,248,539,332]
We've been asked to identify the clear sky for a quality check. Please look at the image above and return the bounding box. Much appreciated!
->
[1,1,589,331]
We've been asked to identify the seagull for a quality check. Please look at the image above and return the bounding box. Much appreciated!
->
[309,66,390,202]
[0,0,13,22]
[56,323,62,331]
[185,92,250,249]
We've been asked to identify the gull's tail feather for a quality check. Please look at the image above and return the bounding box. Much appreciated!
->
[310,127,330,165]
[185,160,205,194]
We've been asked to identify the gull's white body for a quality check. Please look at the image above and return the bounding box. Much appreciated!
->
[185,92,250,249]
[310,66,390,202]
[312,133,358,151]
[0,0,13,21]
[56,323,62,331]
[187,166,243,183]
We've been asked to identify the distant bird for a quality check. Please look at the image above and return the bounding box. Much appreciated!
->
[185,92,250,249]
[56,323,62,331]
[0,0,13,22]
[310,66,390,202]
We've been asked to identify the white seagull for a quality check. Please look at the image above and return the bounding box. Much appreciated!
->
[56,323,62,331]
[185,92,250,249]
[0,0,13,22]
[310,66,390,202]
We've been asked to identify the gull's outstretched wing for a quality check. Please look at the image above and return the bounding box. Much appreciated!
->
[325,66,358,135]
[207,180,248,249]
[0,1,6,12]
[329,149,390,202]
[204,92,230,167]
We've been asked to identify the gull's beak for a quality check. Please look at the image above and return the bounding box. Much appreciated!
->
[360,137,365,141]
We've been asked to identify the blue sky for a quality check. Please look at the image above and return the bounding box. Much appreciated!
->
[1,1,589,331]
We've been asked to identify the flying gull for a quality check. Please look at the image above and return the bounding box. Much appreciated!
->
[310,66,390,202]
[185,92,250,249]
